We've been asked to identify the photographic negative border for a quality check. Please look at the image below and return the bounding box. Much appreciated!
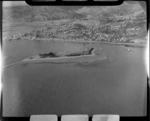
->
[0,0,149,121]
[25,0,124,6]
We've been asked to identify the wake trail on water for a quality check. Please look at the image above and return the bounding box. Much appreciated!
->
[3,61,22,68]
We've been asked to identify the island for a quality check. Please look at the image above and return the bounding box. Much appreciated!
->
[22,48,107,64]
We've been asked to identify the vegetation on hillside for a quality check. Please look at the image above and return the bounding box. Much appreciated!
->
[3,1,147,44]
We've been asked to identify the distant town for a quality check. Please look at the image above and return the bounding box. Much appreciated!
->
[5,16,147,45]
[3,3,147,46]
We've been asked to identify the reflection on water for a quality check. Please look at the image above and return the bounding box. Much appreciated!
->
[3,39,147,117]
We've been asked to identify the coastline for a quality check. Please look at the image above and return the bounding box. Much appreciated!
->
[32,38,146,48]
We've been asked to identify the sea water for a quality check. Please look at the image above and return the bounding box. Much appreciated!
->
[2,39,147,116]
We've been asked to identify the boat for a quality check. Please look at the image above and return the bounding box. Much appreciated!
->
[22,48,107,64]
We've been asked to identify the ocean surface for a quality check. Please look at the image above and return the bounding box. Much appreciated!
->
[2,39,147,117]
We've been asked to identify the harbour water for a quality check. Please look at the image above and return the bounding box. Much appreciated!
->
[2,39,147,116]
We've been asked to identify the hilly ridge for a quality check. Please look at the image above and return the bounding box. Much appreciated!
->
[3,6,85,22]
[3,2,145,22]
[3,1,147,44]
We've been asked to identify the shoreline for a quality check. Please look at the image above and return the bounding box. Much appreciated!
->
[5,35,146,48]
[32,38,146,48]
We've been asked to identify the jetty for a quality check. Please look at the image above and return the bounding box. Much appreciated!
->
[22,48,107,64]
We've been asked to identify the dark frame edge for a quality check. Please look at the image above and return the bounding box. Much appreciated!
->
[0,0,149,121]
[25,0,124,6]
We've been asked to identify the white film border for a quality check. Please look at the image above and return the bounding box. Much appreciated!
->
[30,115,120,121]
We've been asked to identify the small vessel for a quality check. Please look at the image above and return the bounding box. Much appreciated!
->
[127,48,131,51]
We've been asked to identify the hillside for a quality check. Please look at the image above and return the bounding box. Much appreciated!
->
[3,6,85,22]
[3,2,145,22]
[3,2,147,44]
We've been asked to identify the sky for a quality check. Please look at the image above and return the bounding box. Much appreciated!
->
[3,1,27,7]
